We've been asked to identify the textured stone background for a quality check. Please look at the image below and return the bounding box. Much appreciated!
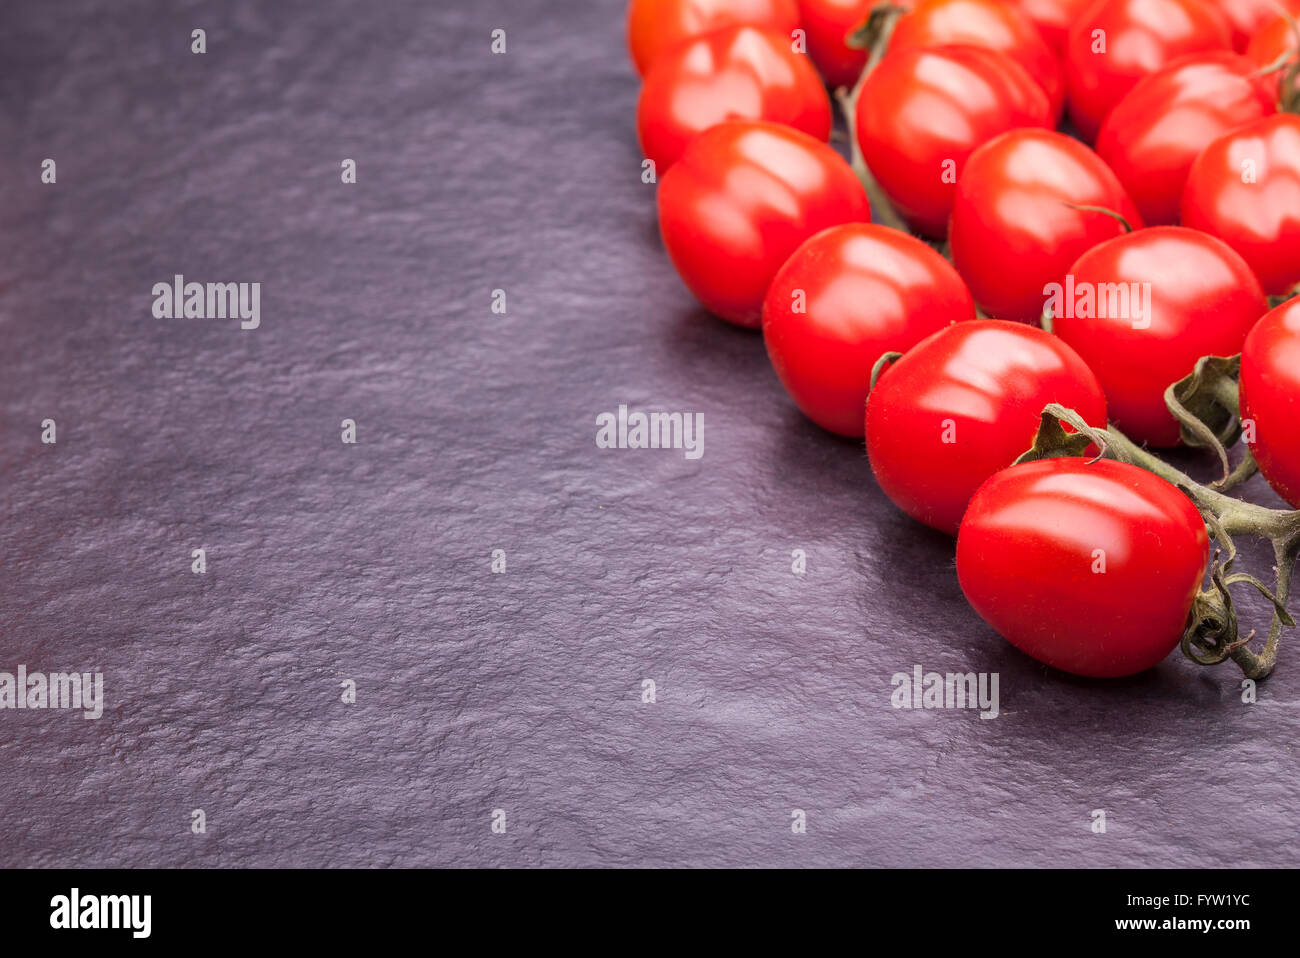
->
[0,0,1296,868]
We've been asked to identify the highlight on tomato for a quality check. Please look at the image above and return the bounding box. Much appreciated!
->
[1005,0,1094,55]
[1182,113,1300,296]
[637,25,832,172]
[626,0,802,76]
[1096,52,1277,225]
[1064,0,1232,143]
[797,0,871,89]
[657,120,869,327]
[957,457,1210,678]
[949,128,1142,324]
[762,223,975,437]
[865,319,1107,535]
[1049,226,1268,447]
[855,44,1052,237]
[886,0,1066,118]
[1241,298,1300,508]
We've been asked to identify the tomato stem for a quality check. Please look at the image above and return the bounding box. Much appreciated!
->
[1061,203,1134,234]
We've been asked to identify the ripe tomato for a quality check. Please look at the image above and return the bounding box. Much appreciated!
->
[1051,226,1268,447]
[626,0,802,76]
[763,223,975,436]
[1005,0,1094,54]
[1245,13,1300,106]
[855,45,1052,238]
[637,26,832,171]
[1206,0,1300,52]
[887,0,1065,118]
[1096,52,1277,225]
[1241,299,1300,507]
[950,129,1143,324]
[957,457,1210,678]
[797,0,871,89]
[658,120,869,327]
[865,320,1107,535]
[1064,0,1232,143]
[1182,114,1300,296]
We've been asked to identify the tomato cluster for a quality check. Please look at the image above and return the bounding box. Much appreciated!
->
[628,0,1299,679]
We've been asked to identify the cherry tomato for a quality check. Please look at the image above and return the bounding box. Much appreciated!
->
[855,45,1052,238]
[658,120,870,327]
[1096,52,1277,225]
[950,129,1143,324]
[1206,0,1300,52]
[865,320,1107,535]
[1241,299,1300,508]
[1051,226,1268,447]
[1245,13,1300,107]
[1064,0,1232,143]
[626,0,802,76]
[1005,0,1094,55]
[637,26,832,171]
[797,0,871,89]
[763,223,975,436]
[887,0,1065,118]
[1182,113,1300,296]
[957,457,1209,678]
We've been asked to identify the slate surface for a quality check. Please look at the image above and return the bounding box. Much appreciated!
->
[0,0,1296,869]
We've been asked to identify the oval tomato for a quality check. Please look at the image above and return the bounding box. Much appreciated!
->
[1207,0,1300,52]
[1064,0,1232,143]
[887,0,1065,118]
[1245,13,1300,107]
[957,457,1209,678]
[658,120,869,327]
[637,26,832,171]
[1051,226,1268,447]
[855,44,1052,237]
[1182,113,1300,296]
[865,320,1107,535]
[626,0,802,76]
[950,128,1143,324]
[798,0,871,89]
[763,223,975,436]
[1006,0,1094,54]
[1096,52,1276,226]
[1241,299,1300,507]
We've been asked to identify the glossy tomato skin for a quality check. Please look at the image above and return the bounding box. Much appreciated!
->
[658,120,870,327]
[887,0,1066,118]
[1096,53,1276,225]
[763,223,976,436]
[855,45,1052,238]
[865,320,1107,535]
[1208,0,1300,52]
[627,0,802,76]
[1006,0,1094,54]
[637,26,832,171]
[1241,299,1300,507]
[950,129,1143,324]
[1182,114,1300,296]
[1052,226,1268,447]
[957,457,1209,678]
[798,0,871,88]
[1064,0,1232,143]
[1246,14,1300,108]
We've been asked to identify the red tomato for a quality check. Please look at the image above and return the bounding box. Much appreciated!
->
[1006,0,1094,54]
[1206,0,1300,52]
[763,223,976,436]
[637,26,832,171]
[658,120,870,327]
[950,129,1143,324]
[626,0,802,76]
[855,45,1052,238]
[1241,299,1300,507]
[957,457,1209,678]
[865,320,1107,535]
[1096,52,1276,225]
[887,0,1066,118]
[797,0,871,88]
[1064,0,1232,143]
[1051,226,1268,447]
[1245,13,1300,106]
[1182,113,1300,296]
